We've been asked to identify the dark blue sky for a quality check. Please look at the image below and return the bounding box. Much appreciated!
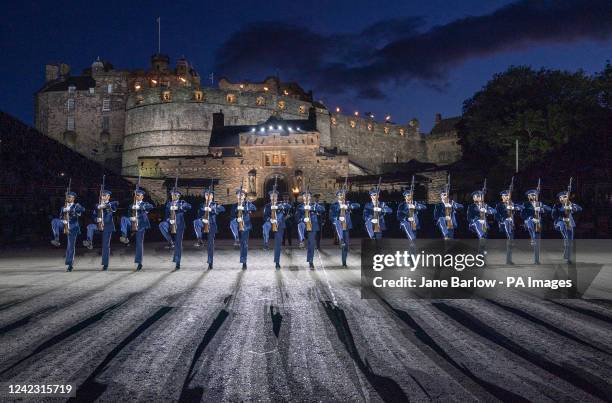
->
[2,0,612,131]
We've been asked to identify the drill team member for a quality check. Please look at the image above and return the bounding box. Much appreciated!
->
[363,187,392,240]
[297,190,325,268]
[521,187,551,264]
[263,188,290,269]
[434,190,463,239]
[552,189,582,263]
[84,189,118,271]
[159,189,191,270]
[230,187,257,270]
[329,189,360,267]
[495,188,523,264]
[51,191,85,272]
[119,189,154,271]
[193,187,225,270]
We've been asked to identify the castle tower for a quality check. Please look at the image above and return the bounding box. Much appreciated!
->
[151,54,170,73]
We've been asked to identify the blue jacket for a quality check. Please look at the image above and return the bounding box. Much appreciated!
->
[165,200,192,228]
[433,201,463,229]
[363,202,393,231]
[329,201,360,230]
[230,201,257,231]
[264,202,291,231]
[58,203,86,235]
[197,202,225,232]
[130,201,154,230]
[467,203,495,224]
[92,201,119,232]
[521,201,552,221]
[551,203,582,228]
[494,202,523,225]
[297,203,326,231]
[396,201,426,230]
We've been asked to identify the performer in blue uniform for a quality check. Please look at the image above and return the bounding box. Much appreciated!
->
[193,187,225,269]
[433,191,463,239]
[467,189,495,255]
[397,188,427,241]
[297,190,325,268]
[521,188,551,264]
[495,189,523,264]
[230,188,256,269]
[83,190,118,271]
[329,189,360,267]
[51,191,85,271]
[363,188,393,240]
[263,189,290,269]
[119,189,154,271]
[552,190,582,263]
[159,189,192,270]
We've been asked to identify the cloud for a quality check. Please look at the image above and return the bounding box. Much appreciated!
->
[214,0,612,99]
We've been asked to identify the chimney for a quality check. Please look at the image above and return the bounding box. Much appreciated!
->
[45,64,59,82]
[435,113,442,124]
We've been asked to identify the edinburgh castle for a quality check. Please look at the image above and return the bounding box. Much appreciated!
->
[35,54,461,203]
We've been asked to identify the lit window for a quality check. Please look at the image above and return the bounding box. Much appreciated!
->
[136,96,144,105]
[331,117,337,126]
[298,105,306,114]
[102,99,111,111]
[66,117,75,131]
[277,100,285,110]
[66,99,75,112]
[151,79,158,87]
[134,82,141,91]
[194,90,203,101]
[367,123,373,131]
[350,120,356,128]
[280,154,287,166]
[162,91,172,102]
[68,85,76,94]
[256,96,265,106]
[227,94,236,103]
[102,116,110,131]
[384,126,390,134]
[399,128,405,136]
[264,154,271,166]
[283,90,289,96]
[263,86,269,92]
[107,83,113,94]
[89,87,95,95]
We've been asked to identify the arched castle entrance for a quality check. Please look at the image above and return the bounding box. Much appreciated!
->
[263,174,288,196]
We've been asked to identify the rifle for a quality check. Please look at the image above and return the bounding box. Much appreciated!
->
[170,173,179,234]
[409,175,417,230]
[340,174,349,230]
[131,175,141,232]
[203,178,214,234]
[565,177,573,220]
[534,178,542,232]
[63,178,72,235]
[238,178,245,231]
[373,176,382,233]
[445,174,453,229]
[271,175,279,232]
[480,178,488,232]
[507,176,515,227]
[97,175,106,231]
[304,180,312,231]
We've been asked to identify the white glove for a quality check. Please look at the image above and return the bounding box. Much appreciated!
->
[340,204,348,209]
[374,207,382,212]
[97,204,106,209]
[270,219,277,224]
[169,219,175,225]
[408,217,414,222]
[339,216,345,222]
[304,205,311,210]
[535,207,541,212]
[407,203,415,209]
[564,205,573,210]
[132,204,139,210]
[304,217,310,222]
[62,207,70,212]
[170,205,178,211]
[62,220,68,225]
[479,208,487,213]
[533,218,540,223]
[97,218,103,223]
[271,205,278,210]
[237,217,243,223]
[130,217,136,222]
[371,218,378,224]
[237,205,244,211]
[478,219,485,224]
[202,218,209,224]
[444,203,452,208]
[204,207,211,212]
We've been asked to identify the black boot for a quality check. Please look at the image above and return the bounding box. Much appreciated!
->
[342,263,347,267]
[51,239,61,247]
[136,264,142,271]
[102,265,108,271]
[175,263,180,270]
[309,262,314,269]
[275,262,281,270]
[242,263,247,270]
[208,263,213,270]
[194,239,203,247]
[66,265,73,272]
[166,242,175,250]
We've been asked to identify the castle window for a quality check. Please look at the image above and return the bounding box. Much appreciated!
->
[367,123,373,131]
[227,94,236,103]
[102,99,111,111]
[68,85,76,94]
[162,91,172,102]
[331,117,337,126]
[150,79,158,87]
[194,90,204,102]
[102,116,110,131]
[264,152,287,167]
[399,128,405,136]
[350,120,356,128]
[384,126,390,134]
[134,82,142,91]
[66,117,75,131]
[277,100,285,110]
[298,105,306,114]
[136,96,144,105]
[256,96,265,106]
[107,83,113,94]
[113,144,122,152]
[89,87,95,95]
[66,99,75,112]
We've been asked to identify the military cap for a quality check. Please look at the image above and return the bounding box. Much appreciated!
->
[525,189,538,196]
[101,189,112,196]
[66,191,77,198]
[135,189,146,196]
[471,190,484,198]
[557,191,569,198]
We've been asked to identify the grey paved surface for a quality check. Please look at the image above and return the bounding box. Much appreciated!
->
[1,240,612,402]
